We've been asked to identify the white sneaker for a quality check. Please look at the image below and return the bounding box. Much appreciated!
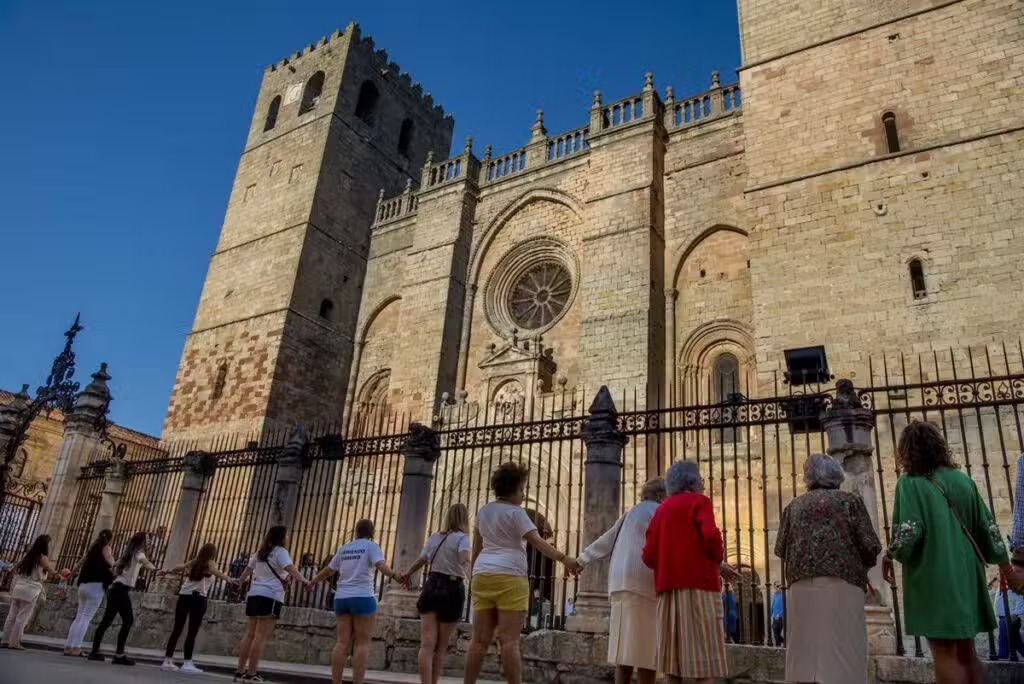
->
[181,662,204,675]
[161,660,179,671]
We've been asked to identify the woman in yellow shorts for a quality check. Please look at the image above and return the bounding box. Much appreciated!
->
[464,462,580,684]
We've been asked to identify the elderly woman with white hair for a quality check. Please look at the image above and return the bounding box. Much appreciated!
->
[643,461,728,684]
[576,478,666,684]
[775,453,882,684]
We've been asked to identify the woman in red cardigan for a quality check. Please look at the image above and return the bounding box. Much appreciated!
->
[642,460,728,684]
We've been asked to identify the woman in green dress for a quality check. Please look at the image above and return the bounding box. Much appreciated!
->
[883,421,1024,684]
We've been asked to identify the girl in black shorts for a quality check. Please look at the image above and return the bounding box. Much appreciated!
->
[233,526,310,681]
[398,503,472,684]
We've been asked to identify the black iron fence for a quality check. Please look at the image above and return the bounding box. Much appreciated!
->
[0,480,46,589]
[57,344,1023,653]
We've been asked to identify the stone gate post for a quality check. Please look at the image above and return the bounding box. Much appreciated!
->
[380,423,440,618]
[91,447,127,539]
[34,364,111,557]
[270,425,309,530]
[822,378,897,655]
[162,451,216,569]
[567,386,627,634]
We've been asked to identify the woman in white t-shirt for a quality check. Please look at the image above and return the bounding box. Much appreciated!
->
[159,542,238,674]
[312,519,401,684]
[234,526,311,682]
[89,531,156,665]
[398,503,472,684]
[2,534,51,650]
[465,462,580,684]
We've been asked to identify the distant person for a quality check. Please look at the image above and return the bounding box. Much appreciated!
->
[993,579,1024,660]
[576,478,666,684]
[398,503,472,684]
[312,519,402,684]
[1,534,51,649]
[775,453,881,684]
[884,422,1024,684]
[722,584,739,643]
[234,526,311,682]
[463,462,580,684]
[90,531,155,665]
[64,529,114,657]
[770,584,785,647]
[159,543,237,673]
[1012,451,1024,568]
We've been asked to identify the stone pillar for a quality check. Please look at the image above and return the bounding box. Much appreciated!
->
[91,449,127,538]
[34,364,111,558]
[380,423,440,617]
[162,451,217,569]
[344,341,366,434]
[0,386,29,500]
[664,289,678,408]
[454,284,477,391]
[524,109,548,168]
[567,387,627,634]
[822,378,897,655]
[270,425,309,530]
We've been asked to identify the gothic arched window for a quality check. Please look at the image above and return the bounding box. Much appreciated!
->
[300,72,325,115]
[398,118,414,156]
[264,96,281,131]
[882,112,900,154]
[713,353,740,443]
[909,258,927,299]
[355,81,380,125]
[319,298,334,320]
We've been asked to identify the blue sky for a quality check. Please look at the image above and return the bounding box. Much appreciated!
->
[0,0,740,436]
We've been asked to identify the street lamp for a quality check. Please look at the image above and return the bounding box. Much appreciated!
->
[0,315,99,511]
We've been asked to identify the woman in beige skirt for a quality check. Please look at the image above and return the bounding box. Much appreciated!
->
[577,479,666,684]
[643,461,729,684]
[775,453,882,684]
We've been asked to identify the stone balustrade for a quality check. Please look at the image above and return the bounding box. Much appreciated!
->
[369,73,740,223]
[483,146,527,183]
[547,125,590,161]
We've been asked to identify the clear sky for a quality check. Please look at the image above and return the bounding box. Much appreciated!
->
[0,0,741,436]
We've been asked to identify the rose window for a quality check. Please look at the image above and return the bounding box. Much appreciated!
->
[508,262,572,330]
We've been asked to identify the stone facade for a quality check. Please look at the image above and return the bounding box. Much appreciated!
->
[164,1,1024,446]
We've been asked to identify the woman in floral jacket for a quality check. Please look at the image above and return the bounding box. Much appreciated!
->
[775,454,881,684]
[883,421,1024,684]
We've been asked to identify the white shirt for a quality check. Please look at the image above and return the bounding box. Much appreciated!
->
[329,539,385,600]
[579,500,658,599]
[472,502,537,577]
[421,531,471,579]
[180,569,214,597]
[246,546,293,602]
[113,551,154,588]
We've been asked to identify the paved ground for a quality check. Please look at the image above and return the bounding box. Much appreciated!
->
[0,647,232,683]
[15,635,493,684]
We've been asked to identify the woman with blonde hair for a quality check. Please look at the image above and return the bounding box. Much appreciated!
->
[399,503,472,684]
[2,534,51,649]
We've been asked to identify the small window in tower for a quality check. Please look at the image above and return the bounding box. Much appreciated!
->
[909,258,927,299]
[264,96,281,131]
[398,118,414,157]
[355,81,380,125]
[319,298,334,321]
[211,362,228,401]
[882,112,900,154]
[300,72,325,115]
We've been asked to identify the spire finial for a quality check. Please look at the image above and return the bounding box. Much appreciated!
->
[463,136,473,154]
[643,72,654,91]
[592,90,602,108]
[530,109,547,140]
[711,70,721,88]
[403,178,412,193]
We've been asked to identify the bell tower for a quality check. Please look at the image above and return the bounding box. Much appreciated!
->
[163,23,454,443]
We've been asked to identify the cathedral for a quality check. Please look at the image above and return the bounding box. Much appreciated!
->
[161,0,1024,446]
